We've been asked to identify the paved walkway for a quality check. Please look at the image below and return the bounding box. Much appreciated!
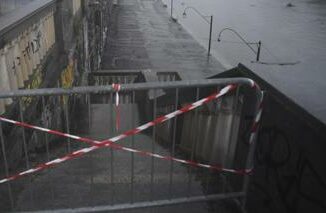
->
[102,0,225,80]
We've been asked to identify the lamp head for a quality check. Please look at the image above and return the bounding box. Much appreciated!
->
[183,12,187,18]
[217,37,221,42]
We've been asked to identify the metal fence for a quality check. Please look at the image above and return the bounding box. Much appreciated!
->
[0,78,263,212]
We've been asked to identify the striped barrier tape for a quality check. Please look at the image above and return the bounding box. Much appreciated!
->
[249,91,264,144]
[0,83,262,184]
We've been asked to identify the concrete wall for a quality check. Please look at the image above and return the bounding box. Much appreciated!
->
[72,0,81,15]
[0,11,55,115]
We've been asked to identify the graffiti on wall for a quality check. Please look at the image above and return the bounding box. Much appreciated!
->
[22,70,43,106]
[249,125,326,213]
[61,58,75,89]
[0,12,56,112]
[60,56,76,105]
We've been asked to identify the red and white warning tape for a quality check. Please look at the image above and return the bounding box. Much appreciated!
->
[249,90,264,144]
[0,83,262,184]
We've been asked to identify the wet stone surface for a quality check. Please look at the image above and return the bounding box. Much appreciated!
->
[13,103,241,212]
[102,0,225,80]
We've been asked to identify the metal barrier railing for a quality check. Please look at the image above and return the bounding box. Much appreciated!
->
[0,78,263,212]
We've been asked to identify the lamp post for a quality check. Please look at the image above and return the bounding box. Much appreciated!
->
[183,7,213,57]
[171,0,174,18]
[217,28,261,61]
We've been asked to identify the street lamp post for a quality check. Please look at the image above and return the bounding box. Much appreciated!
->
[171,0,173,18]
[217,28,262,62]
[256,41,261,62]
[183,7,213,57]
[208,15,213,57]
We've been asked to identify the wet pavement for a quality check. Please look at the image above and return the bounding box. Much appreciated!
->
[102,0,225,80]
[14,103,207,211]
[14,102,239,212]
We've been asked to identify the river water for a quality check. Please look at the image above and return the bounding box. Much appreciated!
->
[162,0,326,123]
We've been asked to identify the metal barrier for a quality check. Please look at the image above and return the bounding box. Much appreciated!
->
[0,78,263,212]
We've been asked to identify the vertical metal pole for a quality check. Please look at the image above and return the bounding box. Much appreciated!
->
[150,90,157,202]
[87,94,94,206]
[41,97,50,161]
[110,92,115,205]
[18,99,34,208]
[187,88,200,196]
[87,93,91,131]
[170,0,173,18]
[41,96,55,202]
[18,99,30,169]
[0,120,14,210]
[110,92,114,133]
[208,16,213,57]
[256,41,261,62]
[169,88,179,199]
[89,143,94,204]
[64,96,71,153]
[130,91,135,203]
[110,147,115,205]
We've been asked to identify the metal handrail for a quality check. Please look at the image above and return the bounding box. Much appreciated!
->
[0,78,256,98]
